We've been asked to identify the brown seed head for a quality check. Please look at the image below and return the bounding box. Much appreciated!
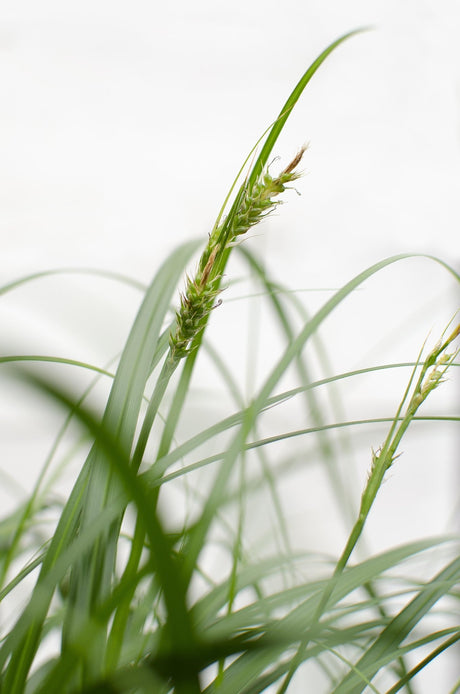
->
[282,145,308,175]
[200,244,220,288]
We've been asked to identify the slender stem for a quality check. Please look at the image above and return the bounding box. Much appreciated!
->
[104,520,146,672]
[276,327,459,693]
[131,356,180,473]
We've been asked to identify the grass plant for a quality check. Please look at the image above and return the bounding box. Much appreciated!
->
[1,30,459,693]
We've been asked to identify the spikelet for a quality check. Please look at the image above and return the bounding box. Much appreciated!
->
[169,246,222,361]
[229,147,307,238]
[407,321,460,415]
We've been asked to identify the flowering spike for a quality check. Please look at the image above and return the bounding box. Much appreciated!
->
[169,148,306,361]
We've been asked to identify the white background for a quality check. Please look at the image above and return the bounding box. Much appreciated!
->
[1,1,459,691]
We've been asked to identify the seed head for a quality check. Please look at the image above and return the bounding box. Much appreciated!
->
[170,148,307,361]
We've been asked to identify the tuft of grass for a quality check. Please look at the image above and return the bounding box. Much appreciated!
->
[0,29,459,694]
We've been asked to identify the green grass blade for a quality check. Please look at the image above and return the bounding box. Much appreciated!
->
[246,29,369,188]
[139,359,458,487]
[198,541,456,692]
[0,268,145,298]
[58,239,199,682]
[332,555,460,694]
[8,370,201,694]
[386,631,460,694]
[0,354,114,378]
[237,245,357,531]
[202,539,453,639]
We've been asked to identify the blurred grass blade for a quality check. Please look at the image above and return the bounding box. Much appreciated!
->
[0,267,145,298]
[6,369,201,694]
[0,240,200,692]
[386,631,460,694]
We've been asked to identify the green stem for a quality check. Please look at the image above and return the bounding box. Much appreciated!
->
[131,356,180,473]
[104,520,146,672]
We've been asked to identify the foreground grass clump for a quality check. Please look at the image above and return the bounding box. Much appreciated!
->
[0,30,459,694]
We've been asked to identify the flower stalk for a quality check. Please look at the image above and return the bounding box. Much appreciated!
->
[276,321,460,694]
[340,320,459,574]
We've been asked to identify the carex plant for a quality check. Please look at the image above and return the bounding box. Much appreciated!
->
[1,29,459,694]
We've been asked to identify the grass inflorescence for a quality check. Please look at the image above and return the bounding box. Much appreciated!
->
[0,30,459,694]
[170,147,306,362]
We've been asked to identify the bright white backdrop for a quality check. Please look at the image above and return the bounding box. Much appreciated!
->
[1,1,459,691]
[2,1,460,278]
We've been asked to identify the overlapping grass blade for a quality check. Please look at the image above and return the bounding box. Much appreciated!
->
[182,254,459,585]
[57,239,200,683]
[331,555,460,693]
[386,631,460,694]
[201,539,454,638]
[237,245,356,523]
[0,240,199,692]
[6,370,200,693]
[199,542,457,692]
